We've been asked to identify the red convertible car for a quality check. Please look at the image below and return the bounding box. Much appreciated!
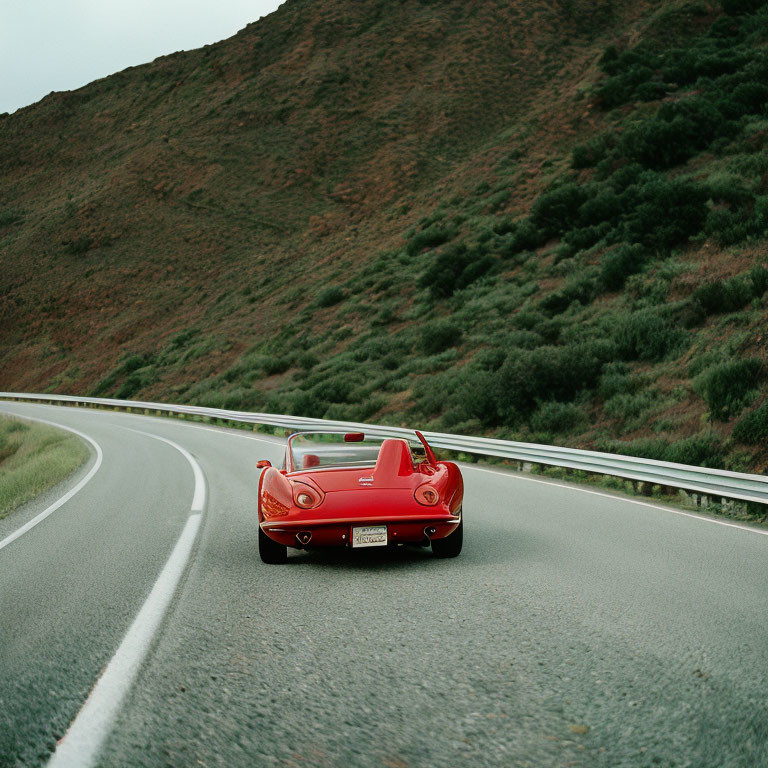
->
[256,430,463,564]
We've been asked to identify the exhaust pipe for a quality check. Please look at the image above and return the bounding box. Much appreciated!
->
[423,526,437,540]
[296,531,312,546]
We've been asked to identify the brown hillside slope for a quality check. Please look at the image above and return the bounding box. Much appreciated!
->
[0,0,643,385]
[1,0,767,474]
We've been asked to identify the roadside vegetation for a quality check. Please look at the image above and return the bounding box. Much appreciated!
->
[161,1,767,473]
[2,0,767,475]
[0,416,88,519]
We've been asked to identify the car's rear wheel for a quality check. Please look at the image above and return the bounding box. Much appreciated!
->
[259,525,287,564]
[431,515,463,558]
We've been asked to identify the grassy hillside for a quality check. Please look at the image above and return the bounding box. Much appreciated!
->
[1,0,767,472]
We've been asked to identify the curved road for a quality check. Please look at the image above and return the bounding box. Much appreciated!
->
[0,401,766,768]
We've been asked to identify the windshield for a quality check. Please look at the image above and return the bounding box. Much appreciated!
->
[287,432,424,472]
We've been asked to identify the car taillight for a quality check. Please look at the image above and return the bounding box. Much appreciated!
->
[293,483,322,509]
[414,484,440,506]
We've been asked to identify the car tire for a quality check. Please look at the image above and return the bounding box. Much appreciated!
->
[431,515,463,558]
[259,525,288,564]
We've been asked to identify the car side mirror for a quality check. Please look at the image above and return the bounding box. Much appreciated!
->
[256,460,272,469]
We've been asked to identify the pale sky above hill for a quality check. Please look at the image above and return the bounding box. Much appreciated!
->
[0,0,283,114]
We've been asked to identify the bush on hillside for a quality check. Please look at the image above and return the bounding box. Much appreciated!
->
[530,183,588,238]
[578,188,625,226]
[614,310,686,361]
[495,340,614,420]
[705,207,755,246]
[419,243,495,299]
[624,178,708,250]
[750,264,768,297]
[441,368,501,428]
[406,224,455,256]
[262,355,292,376]
[539,274,598,315]
[665,434,726,468]
[733,401,768,443]
[600,244,648,290]
[0,209,23,226]
[599,363,637,399]
[505,220,545,255]
[572,134,615,169]
[420,319,463,355]
[530,401,587,434]
[314,286,347,308]
[693,358,762,420]
[604,390,658,421]
[692,274,757,315]
[621,117,700,170]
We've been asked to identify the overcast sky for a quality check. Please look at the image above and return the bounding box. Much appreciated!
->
[0,1,283,114]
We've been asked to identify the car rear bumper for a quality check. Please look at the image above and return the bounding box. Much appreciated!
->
[261,512,461,548]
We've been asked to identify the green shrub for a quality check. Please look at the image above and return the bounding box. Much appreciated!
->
[666,434,726,468]
[750,264,768,297]
[311,374,354,403]
[621,117,699,169]
[539,274,598,315]
[692,274,756,315]
[495,340,614,419]
[600,244,648,290]
[114,365,156,399]
[693,358,762,420]
[562,223,611,251]
[262,356,292,376]
[442,368,501,427]
[419,244,495,299]
[614,310,686,361]
[578,188,625,226]
[504,220,544,254]
[406,224,455,256]
[286,390,327,418]
[297,352,319,371]
[572,135,614,169]
[705,207,755,246]
[91,353,154,396]
[531,402,587,434]
[733,401,768,443]
[599,363,636,399]
[420,320,463,355]
[604,390,658,421]
[530,183,588,238]
[0,209,23,226]
[314,286,347,308]
[624,178,708,250]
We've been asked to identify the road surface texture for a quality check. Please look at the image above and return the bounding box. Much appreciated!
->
[0,401,766,768]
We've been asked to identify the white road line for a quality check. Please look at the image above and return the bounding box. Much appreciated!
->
[0,416,103,553]
[47,429,207,768]
[126,429,207,512]
[465,464,768,537]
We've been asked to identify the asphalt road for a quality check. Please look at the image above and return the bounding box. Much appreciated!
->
[0,401,766,768]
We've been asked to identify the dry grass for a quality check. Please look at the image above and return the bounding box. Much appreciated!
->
[0,416,89,519]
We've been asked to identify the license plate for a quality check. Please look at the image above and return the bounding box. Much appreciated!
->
[351,525,387,548]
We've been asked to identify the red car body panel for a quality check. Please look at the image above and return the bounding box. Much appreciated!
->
[258,435,463,550]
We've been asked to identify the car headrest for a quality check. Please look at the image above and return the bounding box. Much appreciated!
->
[374,438,414,477]
[302,453,320,468]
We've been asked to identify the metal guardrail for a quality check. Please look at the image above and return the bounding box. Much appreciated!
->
[2,392,767,506]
